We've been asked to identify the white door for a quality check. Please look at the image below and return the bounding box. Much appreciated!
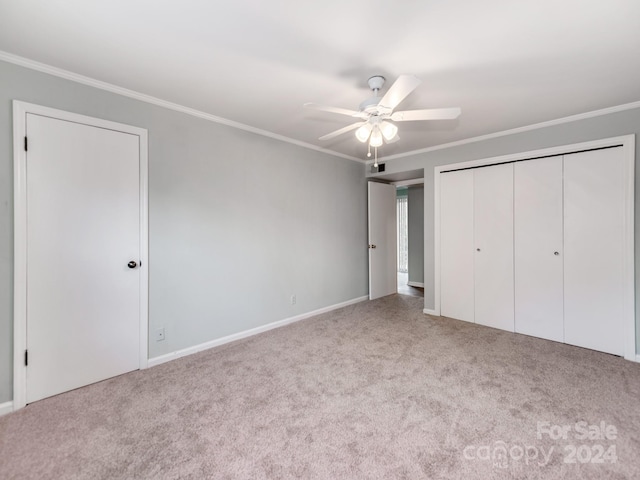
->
[440,169,474,322]
[564,147,625,356]
[368,182,397,300]
[514,156,564,342]
[474,163,515,331]
[26,113,141,403]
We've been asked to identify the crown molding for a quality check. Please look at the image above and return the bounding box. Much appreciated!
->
[6,49,638,167]
[368,100,640,165]
[0,50,363,164]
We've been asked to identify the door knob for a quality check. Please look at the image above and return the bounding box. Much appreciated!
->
[369,244,377,249]
[554,251,560,256]
[127,261,138,269]
[476,248,481,252]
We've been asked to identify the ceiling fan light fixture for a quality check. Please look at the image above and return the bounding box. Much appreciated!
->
[380,121,398,141]
[386,133,400,144]
[355,123,372,143]
[369,127,383,148]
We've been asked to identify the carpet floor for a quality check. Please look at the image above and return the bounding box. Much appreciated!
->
[1,295,639,479]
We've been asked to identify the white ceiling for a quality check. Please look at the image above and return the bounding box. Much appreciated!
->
[1,0,640,161]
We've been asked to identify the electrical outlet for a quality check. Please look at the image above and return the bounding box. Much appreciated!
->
[291,294,296,305]
[156,327,165,342]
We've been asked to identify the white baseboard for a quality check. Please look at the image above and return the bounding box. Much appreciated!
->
[423,308,438,316]
[0,401,14,417]
[148,295,369,368]
[407,281,425,288]
[635,354,640,363]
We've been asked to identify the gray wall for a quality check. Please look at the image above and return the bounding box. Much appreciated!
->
[368,107,640,349]
[0,60,369,403]
[407,186,424,285]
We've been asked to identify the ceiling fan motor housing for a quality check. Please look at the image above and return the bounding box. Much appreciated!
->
[359,96,381,113]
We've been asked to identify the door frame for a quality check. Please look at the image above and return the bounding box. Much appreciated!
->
[12,101,149,410]
[392,178,425,289]
[433,134,636,361]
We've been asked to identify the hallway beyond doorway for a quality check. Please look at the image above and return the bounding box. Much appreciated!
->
[397,272,424,298]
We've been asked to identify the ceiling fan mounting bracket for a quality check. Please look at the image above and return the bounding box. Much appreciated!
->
[367,75,385,92]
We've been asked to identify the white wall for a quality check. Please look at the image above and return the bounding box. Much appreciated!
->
[0,60,369,403]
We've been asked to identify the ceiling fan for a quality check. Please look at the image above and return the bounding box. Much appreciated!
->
[305,75,461,162]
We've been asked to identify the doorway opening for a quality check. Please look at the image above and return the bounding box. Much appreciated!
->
[396,185,424,298]
[367,169,424,302]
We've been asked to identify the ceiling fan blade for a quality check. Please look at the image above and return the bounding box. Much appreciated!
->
[304,103,362,117]
[319,122,366,141]
[378,75,422,111]
[391,107,461,122]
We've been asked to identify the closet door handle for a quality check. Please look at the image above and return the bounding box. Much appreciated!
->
[476,248,481,252]
[554,251,560,256]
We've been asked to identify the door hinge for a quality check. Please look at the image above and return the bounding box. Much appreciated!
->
[24,136,28,152]
[25,350,28,366]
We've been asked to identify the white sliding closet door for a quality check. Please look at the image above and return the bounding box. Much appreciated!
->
[440,169,474,322]
[474,163,514,331]
[564,148,625,356]
[514,156,564,342]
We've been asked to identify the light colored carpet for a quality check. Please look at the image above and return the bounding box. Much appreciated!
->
[1,295,639,479]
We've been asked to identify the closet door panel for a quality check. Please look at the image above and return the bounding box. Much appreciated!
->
[564,148,625,356]
[474,163,515,331]
[514,156,564,342]
[440,169,474,322]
